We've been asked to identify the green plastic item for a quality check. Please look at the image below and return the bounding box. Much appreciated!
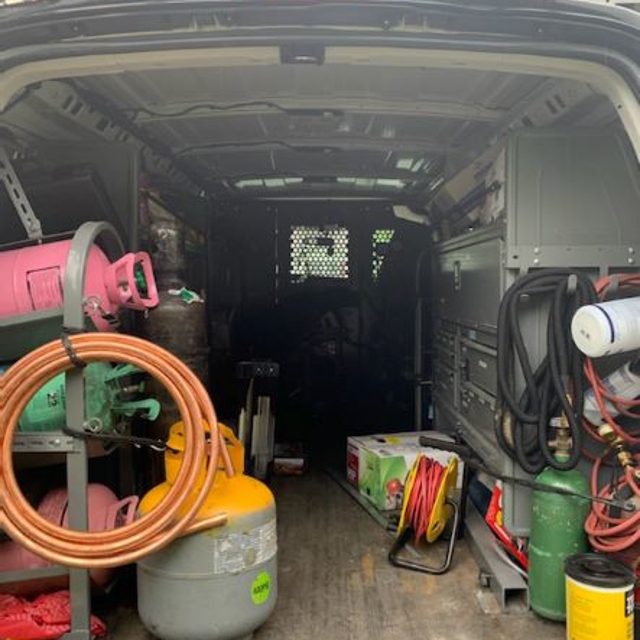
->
[528,462,590,621]
[168,287,204,305]
[135,263,149,296]
[17,362,161,433]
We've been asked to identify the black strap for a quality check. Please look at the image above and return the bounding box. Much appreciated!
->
[63,426,168,452]
[61,327,87,369]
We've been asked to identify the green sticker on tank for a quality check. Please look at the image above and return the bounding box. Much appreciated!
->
[251,571,271,605]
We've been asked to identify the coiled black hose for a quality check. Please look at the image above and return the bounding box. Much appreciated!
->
[496,269,597,474]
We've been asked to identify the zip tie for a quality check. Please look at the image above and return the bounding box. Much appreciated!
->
[60,328,87,369]
[567,274,578,295]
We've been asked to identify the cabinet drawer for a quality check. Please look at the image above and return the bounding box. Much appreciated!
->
[435,363,456,409]
[460,383,497,445]
[462,340,497,395]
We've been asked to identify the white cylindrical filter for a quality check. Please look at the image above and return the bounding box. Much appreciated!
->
[583,360,640,424]
[572,297,640,358]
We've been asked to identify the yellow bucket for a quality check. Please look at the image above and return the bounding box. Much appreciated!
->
[565,553,635,640]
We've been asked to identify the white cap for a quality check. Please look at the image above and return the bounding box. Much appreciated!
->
[572,297,640,358]
[571,306,611,358]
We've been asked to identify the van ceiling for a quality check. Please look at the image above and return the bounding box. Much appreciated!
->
[2,60,618,200]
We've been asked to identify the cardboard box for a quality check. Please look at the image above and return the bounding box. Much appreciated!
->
[347,431,443,487]
[347,433,401,487]
[347,431,463,511]
[273,442,306,476]
[347,435,373,487]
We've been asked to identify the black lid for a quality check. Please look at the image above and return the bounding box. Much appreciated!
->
[566,553,635,588]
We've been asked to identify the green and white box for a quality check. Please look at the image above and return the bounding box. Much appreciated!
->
[350,431,462,511]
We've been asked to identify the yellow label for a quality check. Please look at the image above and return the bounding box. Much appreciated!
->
[566,578,634,640]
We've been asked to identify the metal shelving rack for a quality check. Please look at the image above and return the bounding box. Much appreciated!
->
[0,148,127,639]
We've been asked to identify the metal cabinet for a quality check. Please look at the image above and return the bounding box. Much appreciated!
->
[435,227,503,333]
[432,129,640,536]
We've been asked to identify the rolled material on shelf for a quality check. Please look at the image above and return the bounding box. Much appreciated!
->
[0,333,232,569]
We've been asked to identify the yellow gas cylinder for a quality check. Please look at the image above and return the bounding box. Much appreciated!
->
[137,423,277,640]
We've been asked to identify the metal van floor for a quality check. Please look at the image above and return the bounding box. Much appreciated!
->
[105,470,564,640]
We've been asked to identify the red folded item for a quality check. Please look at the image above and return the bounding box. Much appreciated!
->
[485,484,529,570]
[0,590,107,639]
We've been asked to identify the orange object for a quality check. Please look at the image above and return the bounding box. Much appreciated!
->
[164,421,244,487]
[0,333,232,569]
[140,422,274,522]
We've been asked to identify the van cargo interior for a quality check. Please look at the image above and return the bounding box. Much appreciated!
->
[0,29,639,640]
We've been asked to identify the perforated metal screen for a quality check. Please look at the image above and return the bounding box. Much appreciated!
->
[290,225,350,283]
[372,228,395,280]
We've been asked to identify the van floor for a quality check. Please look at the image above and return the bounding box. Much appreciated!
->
[107,471,564,640]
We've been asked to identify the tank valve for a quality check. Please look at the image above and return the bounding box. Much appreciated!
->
[548,415,572,455]
[598,424,635,471]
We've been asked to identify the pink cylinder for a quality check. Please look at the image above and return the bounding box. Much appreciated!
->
[0,484,138,594]
[0,240,158,331]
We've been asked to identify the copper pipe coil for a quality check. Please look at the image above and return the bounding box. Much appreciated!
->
[0,333,231,568]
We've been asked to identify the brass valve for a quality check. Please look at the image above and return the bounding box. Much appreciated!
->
[548,415,572,454]
[547,395,577,455]
[598,424,635,471]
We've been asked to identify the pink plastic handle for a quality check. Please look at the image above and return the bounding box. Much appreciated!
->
[105,252,159,310]
[105,496,139,530]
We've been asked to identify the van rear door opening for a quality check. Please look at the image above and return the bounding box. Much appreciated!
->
[0,1,639,639]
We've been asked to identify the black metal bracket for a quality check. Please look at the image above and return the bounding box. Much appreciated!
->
[236,360,280,380]
[388,498,461,575]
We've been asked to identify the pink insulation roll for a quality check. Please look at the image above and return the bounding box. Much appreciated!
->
[0,485,138,595]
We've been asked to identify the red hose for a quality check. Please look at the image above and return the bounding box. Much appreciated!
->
[593,274,640,297]
[585,459,640,552]
[583,273,640,554]
[584,359,640,444]
[403,457,445,543]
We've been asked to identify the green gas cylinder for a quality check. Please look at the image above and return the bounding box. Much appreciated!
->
[17,362,160,432]
[528,455,590,621]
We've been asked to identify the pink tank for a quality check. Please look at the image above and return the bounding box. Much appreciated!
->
[0,485,138,595]
[0,240,159,330]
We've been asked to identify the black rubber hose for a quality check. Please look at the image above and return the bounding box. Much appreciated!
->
[498,275,569,422]
[496,269,597,473]
[541,288,581,470]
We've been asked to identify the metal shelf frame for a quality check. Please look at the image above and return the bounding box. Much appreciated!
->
[0,220,126,640]
[414,247,433,430]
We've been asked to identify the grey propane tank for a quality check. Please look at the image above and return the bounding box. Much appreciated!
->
[137,462,277,640]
